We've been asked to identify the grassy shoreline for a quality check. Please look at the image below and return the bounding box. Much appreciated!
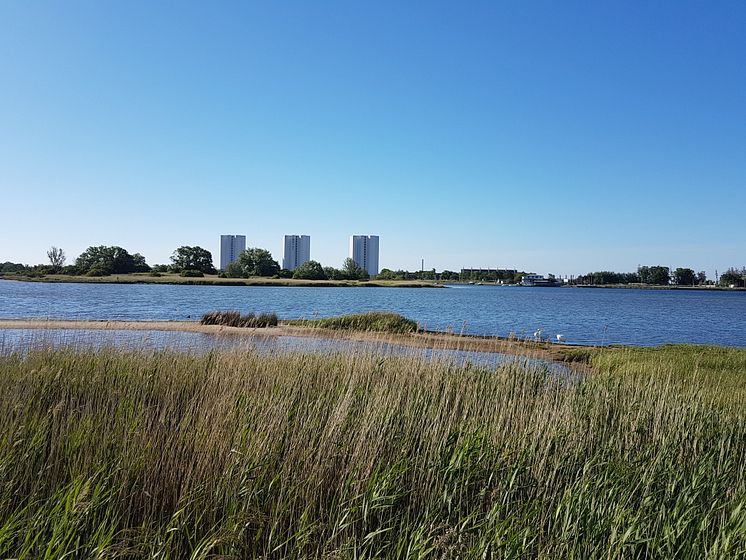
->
[0,273,442,288]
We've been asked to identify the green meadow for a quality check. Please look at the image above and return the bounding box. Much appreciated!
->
[0,342,744,558]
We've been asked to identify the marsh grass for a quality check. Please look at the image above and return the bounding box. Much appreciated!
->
[286,311,419,334]
[0,344,744,558]
[200,310,278,328]
[563,343,746,405]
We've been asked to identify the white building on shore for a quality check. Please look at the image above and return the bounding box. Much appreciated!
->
[220,235,246,270]
[282,235,311,270]
[349,235,379,276]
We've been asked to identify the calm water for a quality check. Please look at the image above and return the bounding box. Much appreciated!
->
[1,280,745,346]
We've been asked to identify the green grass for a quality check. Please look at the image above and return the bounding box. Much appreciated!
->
[285,311,419,334]
[0,345,744,558]
[563,343,746,404]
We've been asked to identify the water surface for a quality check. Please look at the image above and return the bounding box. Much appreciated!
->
[1,280,744,346]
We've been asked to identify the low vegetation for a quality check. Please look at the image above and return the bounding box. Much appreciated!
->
[200,310,278,328]
[179,269,204,278]
[286,311,419,334]
[562,343,746,405]
[0,344,743,558]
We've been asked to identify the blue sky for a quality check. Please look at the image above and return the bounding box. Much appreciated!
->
[1,1,744,277]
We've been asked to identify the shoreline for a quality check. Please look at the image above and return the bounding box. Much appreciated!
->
[0,319,578,364]
[0,274,442,288]
[4,276,743,291]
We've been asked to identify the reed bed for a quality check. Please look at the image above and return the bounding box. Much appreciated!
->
[200,310,279,328]
[286,311,419,334]
[0,345,744,559]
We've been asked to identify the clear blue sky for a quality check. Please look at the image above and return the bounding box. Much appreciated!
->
[1,1,744,277]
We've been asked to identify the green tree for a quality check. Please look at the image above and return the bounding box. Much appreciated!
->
[292,260,326,280]
[638,265,670,286]
[376,268,397,280]
[323,266,343,280]
[46,247,66,273]
[237,248,280,277]
[673,268,696,286]
[342,258,369,280]
[170,246,216,274]
[132,253,150,273]
[1,262,28,274]
[225,261,245,278]
[76,246,137,275]
[421,268,436,280]
[719,267,746,287]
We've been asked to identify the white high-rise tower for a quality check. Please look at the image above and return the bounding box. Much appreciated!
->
[349,235,379,276]
[282,235,311,270]
[220,235,246,270]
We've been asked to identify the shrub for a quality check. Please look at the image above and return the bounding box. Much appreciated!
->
[87,264,111,277]
[60,265,82,275]
[180,269,204,278]
[292,260,327,280]
[0,262,27,274]
[224,261,246,278]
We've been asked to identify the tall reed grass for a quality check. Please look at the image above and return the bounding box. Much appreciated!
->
[0,344,743,558]
[286,311,419,334]
[200,310,278,328]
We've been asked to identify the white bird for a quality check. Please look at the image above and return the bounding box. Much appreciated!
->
[533,329,543,340]
[556,334,566,343]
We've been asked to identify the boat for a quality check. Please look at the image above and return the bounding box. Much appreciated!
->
[521,274,563,287]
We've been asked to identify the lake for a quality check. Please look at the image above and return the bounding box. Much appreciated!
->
[1,280,745,346]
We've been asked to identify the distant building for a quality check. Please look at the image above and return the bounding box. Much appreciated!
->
[349,235,379,276]
[220,235,246,270]
[282,235,311,271]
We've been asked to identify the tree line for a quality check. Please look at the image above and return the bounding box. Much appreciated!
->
[0,245,218,278]
[2,248,744,287]
[222,251,370,281]
[573,266,746,287]
[0,245,371,280]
